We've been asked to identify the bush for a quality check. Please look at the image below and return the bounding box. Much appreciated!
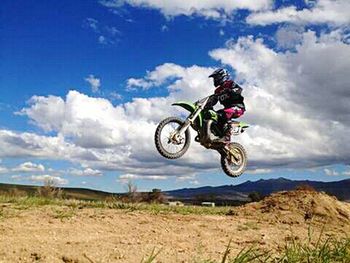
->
[7,187,27,198]
[248,191,263,202]
[36,179,63,199]
[123,181,140,203]
[143,189,166,203]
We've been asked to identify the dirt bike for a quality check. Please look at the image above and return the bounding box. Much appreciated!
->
[154,96,249,177]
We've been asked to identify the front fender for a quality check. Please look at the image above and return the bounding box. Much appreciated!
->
[172,101,196,113]
[172,101,203,128]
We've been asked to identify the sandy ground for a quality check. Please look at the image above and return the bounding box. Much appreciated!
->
[0,191,349,262]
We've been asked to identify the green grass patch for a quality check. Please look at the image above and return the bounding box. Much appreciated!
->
[0,194,235,215]
[52,208,76,220]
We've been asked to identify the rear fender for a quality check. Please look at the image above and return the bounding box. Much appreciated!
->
[231,121,249,135]
[238,122,249,129]
[238,121,249,133]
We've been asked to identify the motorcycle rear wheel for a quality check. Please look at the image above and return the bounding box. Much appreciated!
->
[221,142,247,177]
[154,117,191,159]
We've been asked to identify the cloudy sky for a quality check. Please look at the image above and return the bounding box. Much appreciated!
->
[0,0,349,192]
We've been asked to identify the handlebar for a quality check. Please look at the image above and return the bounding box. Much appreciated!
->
[195,96,211,107]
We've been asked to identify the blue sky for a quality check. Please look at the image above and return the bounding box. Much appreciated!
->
[0,0,350,192]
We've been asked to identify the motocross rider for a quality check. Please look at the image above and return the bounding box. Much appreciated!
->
[207,68,245,143]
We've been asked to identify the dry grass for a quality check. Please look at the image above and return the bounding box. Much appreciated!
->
[0,194,233,216]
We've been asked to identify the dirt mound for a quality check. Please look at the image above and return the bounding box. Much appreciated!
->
[239,190,350,226]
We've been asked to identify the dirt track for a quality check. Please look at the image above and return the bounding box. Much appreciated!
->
[0,191,349,262]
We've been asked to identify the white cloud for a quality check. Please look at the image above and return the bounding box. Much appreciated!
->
[110,91,123,100]
[342,168,350,176]
[275,25,304,49]
[13,162,45,173]
[17,95,65,132]
[85,75,101,93]
[19,91,128,148]
[69,168,103,177]
[118,173,168,183]
[98,35,107,44]
[245,169,272,175]
[84,18,99,32]
[29,175,68,185]
[324,168,339,176]
[105,26,120,36]
[247,0,350,26]
[161,25,169,32]
[126,63,215,101]
[83,18,120,45]
[100,0,273,20]
[0,166,8,174]
[189,180,200,185]
[0,129,99,161]
[176,174,196,182]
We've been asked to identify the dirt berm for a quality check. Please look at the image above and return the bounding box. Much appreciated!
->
[238,189,350,226]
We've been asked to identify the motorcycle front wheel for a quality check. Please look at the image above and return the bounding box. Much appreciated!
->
[221,142,247,177]
[154,117,191,159]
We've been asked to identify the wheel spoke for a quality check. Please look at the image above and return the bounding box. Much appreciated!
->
[227,146,244,172]
[160,121,186,154]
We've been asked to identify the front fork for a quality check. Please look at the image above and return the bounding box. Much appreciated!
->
[174,107,202,137]
[221,146,241,165]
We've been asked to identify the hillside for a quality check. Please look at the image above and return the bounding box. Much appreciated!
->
[0,183,114,201]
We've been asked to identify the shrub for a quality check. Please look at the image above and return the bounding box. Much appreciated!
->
[36,179,63,199]
[248,191,263,202]
[124,181,140,203]
[7,187,27,198]
[143,189,166,203]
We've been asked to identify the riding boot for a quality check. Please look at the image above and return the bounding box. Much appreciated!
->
[213,125,232,144]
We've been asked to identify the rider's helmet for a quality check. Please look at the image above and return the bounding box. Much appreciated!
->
[209,68,230,87]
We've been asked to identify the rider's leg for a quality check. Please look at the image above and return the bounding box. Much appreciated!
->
[214,107,245,143]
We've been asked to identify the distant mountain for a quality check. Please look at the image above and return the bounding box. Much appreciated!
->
[165,178,350,203]
[164,185,250,205]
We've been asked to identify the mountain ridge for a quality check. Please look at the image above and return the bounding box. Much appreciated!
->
[165,177,350,202]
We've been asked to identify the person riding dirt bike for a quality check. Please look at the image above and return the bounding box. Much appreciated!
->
[154,68,249,177]
[207,68,246,144]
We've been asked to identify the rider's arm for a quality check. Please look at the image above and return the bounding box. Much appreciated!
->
[206,94,218,109]
[231,82,243,95]
[229,82,245,107]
